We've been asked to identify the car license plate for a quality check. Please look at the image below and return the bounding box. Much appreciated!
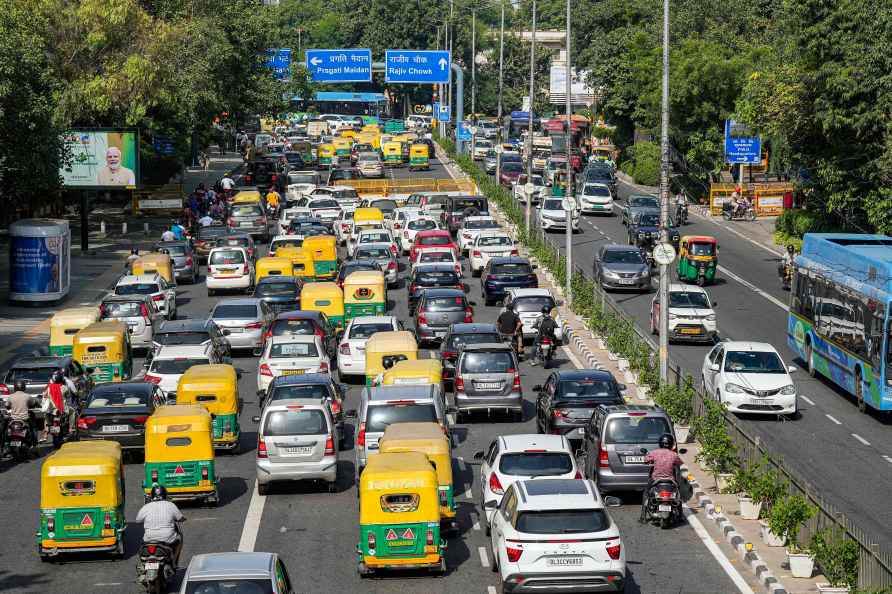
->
[10,440,20,447]
[103,425,130,433]
[749,398,774,405]
[575,427,585,436]
[625,455,645,463]
[282,369,305,375]
[476,382,501,391]
[547,557,583,566]
[227,328,244,333]
[144,562,160,570]
[659,504,672,512]
[286,446,313,454]
[618,279,637,285]
[219,268,236,273]
[680,328,702,335]
[240,222,253,227]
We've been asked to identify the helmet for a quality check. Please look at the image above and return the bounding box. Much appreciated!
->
[13,379,26,392]
[51,370,64,384]
[658,433,675,450]
[541,305,552,315]
[131,248,138,255]
[507,303,516,313]
[150,483,168,502]
[787,244,796,255]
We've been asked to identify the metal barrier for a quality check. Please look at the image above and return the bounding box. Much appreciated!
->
[132,184,184,215]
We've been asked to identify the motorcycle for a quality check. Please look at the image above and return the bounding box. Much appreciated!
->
[137,539,178,594]
[675,202,688,225]
[6,419,33,462]
[500,331,523,362]
[721,201,756,221]
[641,478,683,529]
[534,336,555,368]
[778,262,793,291]
[46,412,69,449]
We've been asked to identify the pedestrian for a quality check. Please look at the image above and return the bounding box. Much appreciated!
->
[126,248,140,272]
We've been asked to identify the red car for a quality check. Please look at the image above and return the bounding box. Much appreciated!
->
[409,230,458,262]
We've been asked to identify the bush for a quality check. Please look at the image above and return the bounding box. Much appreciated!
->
[767,494,816,551]
[775,208,838,239]
[810,528,859,588]
[620,141,661,186]
[652,377,694,426]
[692,398,738,486]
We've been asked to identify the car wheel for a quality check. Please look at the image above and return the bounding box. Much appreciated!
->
[258,482,269,496]
[805,342,816,378]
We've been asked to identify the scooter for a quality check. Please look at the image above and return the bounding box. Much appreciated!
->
[534,337,554,368]
[5,419,33,462]
[778,262,793,291]
[641,478,683,529]
[137,532,180,594]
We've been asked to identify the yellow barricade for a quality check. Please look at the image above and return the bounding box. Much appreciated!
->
[339,178,478,197]
[709,182,793,216]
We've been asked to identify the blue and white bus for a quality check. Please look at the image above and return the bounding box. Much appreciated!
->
[787,233,892,412]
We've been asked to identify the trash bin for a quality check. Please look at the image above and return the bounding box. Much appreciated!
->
[8,219,71,304]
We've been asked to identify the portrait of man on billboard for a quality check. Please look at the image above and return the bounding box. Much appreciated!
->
[96,145,136,186]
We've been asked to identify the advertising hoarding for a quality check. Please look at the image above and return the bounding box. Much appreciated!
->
[60,129,139,189]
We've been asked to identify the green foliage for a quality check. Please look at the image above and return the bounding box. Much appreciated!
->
[775,208,837,239]
[692,398,738,484]
[768,494,815,552]
[651,376,695,425]
[621,141,661,187]
[810,528,860,588]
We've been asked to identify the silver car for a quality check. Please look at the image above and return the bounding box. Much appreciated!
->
[208,298,273,353]
[154,240,198,284]
[594,244,652,292]
[413,288,471,344]
[228,202,270,242]
[99,294,160,350]
[179,552,295,594]
[452,343,522,420]
[352,242,399,286]
[253,399,339,494]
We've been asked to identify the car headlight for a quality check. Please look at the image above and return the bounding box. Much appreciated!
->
[724,383,745,394]
[705,314,716,322]
[779,384,796,395]
[604,270,620,278]
[668,313,678,320]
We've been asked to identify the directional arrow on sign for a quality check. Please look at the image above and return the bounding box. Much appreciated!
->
[438,57,448,70]
[310,57,322,66]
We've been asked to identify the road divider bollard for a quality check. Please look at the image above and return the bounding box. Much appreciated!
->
[100,221,106,235]
[122,222,128,235]
[144,222,150,235]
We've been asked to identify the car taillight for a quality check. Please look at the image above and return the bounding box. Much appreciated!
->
[390,244,397,255]
[140,304,150,317]
[245,321,263,329]
[455,376,464,391]
[133,415,149,424]
[147,544,157,555]
[99,304,107,317]
[257,438,268,458]
[426,528,435,546]
[330,399,342,415]
[463,307,473,323]
[324,436,335,456]
[409,283,417,293]
[77,416,96,430]
[598,445,610,468]
[388,261,396,270]
[574,470,583,479]
[472,250,481,257]
[152,294,164,301]
[417,313,427,325]
[541,338,552,345]
[489,472,504,495]
[145,374,161,384]
[271,174,277,182]
[104,512,112,530]
[508,368,520,389]
[185,256,193,266]
[510,248,519,255]
[357,423,366,446]
[367,531,376,551]
[0,384,9,395]
[319,361,329,373]
[228,218,236,227]
[552,409,567,418]
[606,540,622,560]
[442,350,455,359]
[339,343,351,355]
[658,490,674,500]
[245,175,252,184]
[260,363,273,377]
[506,546,523,563]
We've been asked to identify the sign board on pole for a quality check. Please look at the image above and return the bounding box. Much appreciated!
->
[457,122,472,141]
[385,50,451,84]
[437,104,451,123]
[262,48,292,81]
[724,120,762,164]
[305,49,372,83]
[60,129,140,189]
[548,63,595,104]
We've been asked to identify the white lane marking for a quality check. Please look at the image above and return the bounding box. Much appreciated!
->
[94,583,123,587]
[826,414,842,425]
[237,480,267,552]
[562,345,586,370]
[717,264,789,311]
[800,395,815,406]
[883,456,892,465]
[852,433,871,446]
[693,211,784,257]
[478,546,491,568]
[488,587,498,594]
[683,507,757,594]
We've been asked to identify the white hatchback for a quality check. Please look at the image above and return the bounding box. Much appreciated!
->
[538,197,580,231]
[577,182,615,215]
[206,247,253,295]
[411,247,461,275]
[257,335,330,397]
[114,274,177,320]
[469,231,517,275]
[701,341,798,416]
[347,223,387,257]
[145,343,216,399]
[504,288,564,341]
[335,209,355,245]
[457,216,500,252]
[337,316,401,377]
[350,228,396,259]
[399,216,439,254]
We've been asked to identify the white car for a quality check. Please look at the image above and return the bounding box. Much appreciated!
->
[346,222,386,256]
[334,209,355,245]
[701,341,798,416]
[489,479,624,593]
[206,247,254,295]
[337,316,401,377]
[391,206,424,234]
[145,343,216,398]
[257,335,330,397]
[472,139,494,160]
[114,274,177,320]
[476,434,579,530]
[406,114,432,130]
[357,155,384,178]
[399,216,439,254]
[306,197,341,226]
[350,228,396,259]
[457,216,500,252]
[537,197,580,231]
[651,284,718,343]
[268,235,303,257]
[286,181,317,203]
[411,247,461,275]
[469,232,517,276]
[277,207,310,235]
[512,173,547,204]
[504,288,564,341]
[577,182,614,215]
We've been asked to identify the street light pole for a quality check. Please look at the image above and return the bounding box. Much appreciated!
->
[447,0,455,136]
[658,0,671,382]
[564,0,573,305]
[471,10,476,117]
[525,0,537,233]
[495,1,505,185]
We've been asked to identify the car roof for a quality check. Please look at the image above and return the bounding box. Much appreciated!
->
[476,230,511,238]
[185,552,274,580]
[102,294,149,303]
[355,242,394,252]
[461,342,512,352]
[117,274,161,284]
[499,434,570,453]
[721,341,778,352]
[270,373,333,387]
[155,240,189,247]
[90,381,154,395]
[554,369,616,382]
[598,404,666,416]
[668,283,708,294]
[508,288,552,298]
[489,256,530,265]
[11,356,70,369]
[275,310,323,321]
[365,385,438,403]
[157,320,212,333]
[154,344,212,359]
[270,334,319,344]
[422,288,465,298]
[264,398,329,412]
[603,244,639,252]
[213,298,260,308]
[448,323,498,334]
[349,315,396,325]
[515,479,599,510]
[257,275,301,285]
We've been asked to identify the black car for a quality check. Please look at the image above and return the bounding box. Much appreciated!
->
[534,370,626,438]
[444,195,489,235]
[151,319,231,360]
[439,323,502,385]
[78,382,167,452]
[244,158,285,191]
[627,208,680,249]
[194,224,235,262]
[620,194,660,226]
[263,373,346,442]
[267,310,338,359]
[408,264,464,313]
[328,168,361,185]
[283,151,305,170]
[253,275,303,314]
[1,355,92,401]
[481,257,538,306]
[337,259,383,287]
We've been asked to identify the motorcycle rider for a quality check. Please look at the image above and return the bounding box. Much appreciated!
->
[136,484,186,566]
[41,371,71,442]
[8,379,37,448]
[674,191,687,223]
[496,303,523,358]
[530,305,559,366]
[265,186,281,216]
[640,433,683,523]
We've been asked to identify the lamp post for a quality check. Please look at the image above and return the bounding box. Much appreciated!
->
[658,0,671,382]
[525,0,537,234]
[471,10,476,117]
[564,0,573,305]
[495,1,505,186]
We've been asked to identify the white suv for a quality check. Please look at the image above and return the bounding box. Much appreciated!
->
[488,479,625,593]
[701,341,798,416]
[475,434,579,531]
[337,316,401,377]
[113,274,177,320]
[504,288,564,342]
[650,283,718,343]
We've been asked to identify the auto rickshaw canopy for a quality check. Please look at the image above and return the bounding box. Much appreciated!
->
[359,451,440,524]
[72,321,130,364]
[40,441,124,509]
[50,307,100,350]
[175,364,240,418]
[144,405,214,463]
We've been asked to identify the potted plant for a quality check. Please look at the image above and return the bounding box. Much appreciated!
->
[767,495,816,575]
[727,465,759,519]
[811,528,859,593]
[692,399,738,491]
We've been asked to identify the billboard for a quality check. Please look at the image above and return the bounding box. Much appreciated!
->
[724,119,762,164]
[60,129,139,189]
[263,48,292,81]
[549,64,595,104]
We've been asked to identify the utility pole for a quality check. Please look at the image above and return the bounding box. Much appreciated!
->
[447,0,455,136]
[525,0,537,233]
[564,0,573,305]
[658,0,671,382]
[471,10,476,117]
[495,1,505,185]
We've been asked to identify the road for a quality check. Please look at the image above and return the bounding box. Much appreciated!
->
[0,154,747,594]
[516,168,892,551]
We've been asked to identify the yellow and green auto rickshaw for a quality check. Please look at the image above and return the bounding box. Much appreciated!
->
[300,282,345,330]
[255,256,294,282]
[132,253,176,286]
[49,307,100,356]
[343,270,386,320]
[357,451,447,576]
[409,143,430,170]
[275,246,316,282]
[378,422,456,532]
[143,405,218,506]
[364,331,418,386]
[72,321,132,383]
[301,235,338,279]
[340,129,358,141]
[37,441,126,561]
[317,143,335,168]
[176,364,242,452]
[382,141,403,167]
[382,359,444,394]
[677,235,718,286]
[333,137,353,159]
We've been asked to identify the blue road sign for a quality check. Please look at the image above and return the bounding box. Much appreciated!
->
[306,49,372,83]
[724,119,762,164]
[437,104,450,123]
[385,50,451,84]
[457,122,472,142]
[262,48,292,81]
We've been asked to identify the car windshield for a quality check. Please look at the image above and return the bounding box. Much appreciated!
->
[415,270,459,286]
[543,199,563,210]
[631,197,659,208]
[289,173,317,184]
[605,416,671,444]
[689,242,716,256]
[269,384,330,402]
[264,409,327,436]
[256,281,299,296]
[7,366,57,383]
[419,252,453,264]
[417,235,447,246]
[724,350,786,373]
[86,390,149,409]
[231,205,263,217]
[198,226,230,240]
[491,263,532,275]
[309,199,339,209]
[349,323,394,339]
[636,213,659,226]
[461,351,513,373]
[159,245,187,256]
[115,283,159,296]
[356,247,391,259]
[669,291,711,308]
[464,220,498,230]
[272,319,315,336]
[270,342,318,358]
[584,185,610,197]
[425,296,466,312]
[184,579,274,594]
[272,239,302,251]
[102,301,142,318]
[477,235,512,247]
[502,162,523,172]
[366,403,438,433]
[209,251,245,265]
[556,378,617,400]
[360,233,390,243]
[370,200,397,212]
[451,198,486,212]
[408,219,437,231]
[515,510,609,535]
[513,296,554,313]
[212,304,258,319]
[602,250,644,264]
[150,358,209,375]
[156,331,209,346]
[445,332,500,351]
[217,238,250,248]
[499,452,573,476]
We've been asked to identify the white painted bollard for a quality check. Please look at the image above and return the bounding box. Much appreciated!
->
[100,221,106,235]
[122,222,127,235]
[144,222,150,235]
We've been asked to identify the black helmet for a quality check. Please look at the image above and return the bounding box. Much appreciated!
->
[130,248,138,255]
[150,483,168,502]
[658,433,675,450]
[51,370,64,384]
[787,244,796,254]
[13,379,27,392]
[541,305,552,315]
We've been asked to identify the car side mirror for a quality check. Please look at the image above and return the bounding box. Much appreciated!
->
[473,450,485,460]
[679,448,688,455]
[604,496,622,508]
[344,409,357,418]
[483,500,499,510]
[709,363,720,372]
[788,366,797,373]
[251,416,261,423]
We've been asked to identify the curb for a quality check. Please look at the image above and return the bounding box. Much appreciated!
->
[561,322,603,370]
[683,465,789,594]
